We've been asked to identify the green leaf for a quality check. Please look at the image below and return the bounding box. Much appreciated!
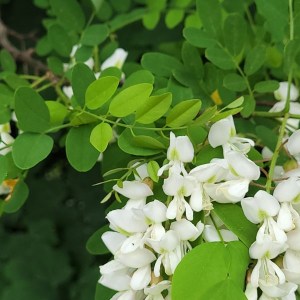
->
[109,83,153,117]
[12,133,53,169]
[244,46,266,76]
[254,80,280,93]
[165,8,184,29]
[90,123,113,153]
[166,99,201,127]
[47,56,63,75]
[142,11,160,30]
[225,96,244,109]
[3,74,30,90]
[255,0,288,42]
[255,125,278,151]
[95,283,115,300]
[196,0,222,38]
[45,101,68,127]
[195,144,223,165]
[223,14,246,57]
[86,225,110,255]
[91,0,104,12]
[223,73,247,92]
[194,106,217,125]
[187,124,207,145]
[123,70,155,88]
[205,45,235,70]
[141,52,183,77]
[118,129,162,156]
[0,105,10,124]
[211,107,243,122]
[72,63,96,107]
[132,135,166,150]
[15,87,50,133]
[3,180,29,213]
[48,24,73,57]
[66,125,99,172]
[81,24,109,46]
[0,49,16,72]
[85,76,119,110]
[147,161,160,182]
[241,95,256,118]
[172,241,249,300]
[183,27,217,49]
[0,83,14,105]
[0,155,8,184]
[214,203,257,247]
[50,0,85,31]
[136,92,172,124]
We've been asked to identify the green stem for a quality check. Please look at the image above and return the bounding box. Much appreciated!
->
[36,82,53,92]
[289,0,294,41]
[78,109,187,131]
[45,123,73,133]
[265,113,289,192]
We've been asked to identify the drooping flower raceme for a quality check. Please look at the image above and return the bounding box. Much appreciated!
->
[99,120,263,300]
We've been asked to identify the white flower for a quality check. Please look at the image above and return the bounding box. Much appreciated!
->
[101,48,128,70]
[107,209,149,234]
[62,86,74,99]
[148,230,181,277]
[170,219,204,242]
[241,191,280,224]
[163,173,195,220]
[158,132,194,176]
[274,82,299,102]
[283,249,300,284]
[204,178,250,203]
[225,150,260,181]
[144,280,171,300]
[286,129,300,157]
[208,116,254,153]
[113,181,153,209]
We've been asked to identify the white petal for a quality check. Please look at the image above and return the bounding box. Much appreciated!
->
[287,130,300,156]
[102,231,127,254]
[241,197,261,224]
[117,248,156,268]
[250,259,262,287]
[170,219,200,241]
[160,230,180,251]
[120,234,143,253]
[130,265,151,290]
[203,225,221,242]
[277,203,295,232]
[99,272,131,291]
[107,209,148,234]
[245,282,258,300]
[189,185,203,212]
[208,118,233,148]
[274,82,299,102]
[274,177,300,203]
[166,199,177,220]
[113,181,153,199]
[167,133,194,162]
[189,162,227,183]
[225,151,260,181]
[143,200,167,223]
[144,280,171,296]
[101,48,128,70]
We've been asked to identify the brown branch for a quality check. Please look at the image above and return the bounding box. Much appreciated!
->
[0,19,48,74]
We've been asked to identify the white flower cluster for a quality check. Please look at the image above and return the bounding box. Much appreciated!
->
[244,130,300,300]
[99,116,261,299]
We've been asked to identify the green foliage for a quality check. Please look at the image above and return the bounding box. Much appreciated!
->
[90,123,113,153]
[85,76,119,110]
[109,83,153,117]
[66,125,99,172]
[172,242,249,300]
[12,133,53,169]
[15,87,50,133]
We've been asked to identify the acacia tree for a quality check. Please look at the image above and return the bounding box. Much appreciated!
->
[1,0,300,299]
